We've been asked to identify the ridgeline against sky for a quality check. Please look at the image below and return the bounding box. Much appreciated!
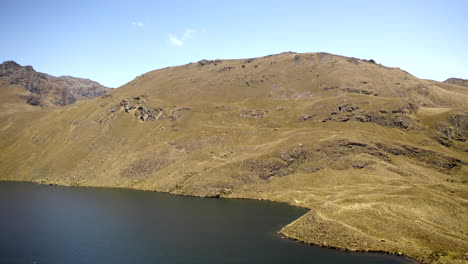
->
[1,51,467,263]
[1,2,468,263]
[1,0,467,88]
[0,0,468,87]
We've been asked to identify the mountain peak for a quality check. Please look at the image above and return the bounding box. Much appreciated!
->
[0,60,35,76]
[0,60,110,107]
[444,77,468,88]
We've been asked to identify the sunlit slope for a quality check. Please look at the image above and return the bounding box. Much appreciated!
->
[0,52,467,264]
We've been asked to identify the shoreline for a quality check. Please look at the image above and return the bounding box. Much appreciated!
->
[1,179,420,263]
[279,231,420,264]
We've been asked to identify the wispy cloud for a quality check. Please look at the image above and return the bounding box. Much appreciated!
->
[168,29,197,47]
[131,21,144,27]
[183,29,196,39]
[169,35,183,46]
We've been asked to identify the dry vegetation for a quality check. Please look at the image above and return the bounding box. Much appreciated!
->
[0,52,467,263]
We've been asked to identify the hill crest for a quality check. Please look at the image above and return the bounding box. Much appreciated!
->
[0,60,111,107]
[0,52,467,264]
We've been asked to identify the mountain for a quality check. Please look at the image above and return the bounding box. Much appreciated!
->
[444,78,468,88]
[0,52,467,263]
[0,60,110,109]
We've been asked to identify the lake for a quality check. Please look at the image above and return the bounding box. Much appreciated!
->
[0,181,410,264]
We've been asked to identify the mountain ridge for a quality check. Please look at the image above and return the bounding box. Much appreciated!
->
[0,60,111,108]
[444,78,468,88]
[0,52,466,264]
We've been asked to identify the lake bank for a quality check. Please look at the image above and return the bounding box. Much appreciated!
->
[0,180,418,264]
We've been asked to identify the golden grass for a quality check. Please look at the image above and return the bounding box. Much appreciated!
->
[1,52,467,263]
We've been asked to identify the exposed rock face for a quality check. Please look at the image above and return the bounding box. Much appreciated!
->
[313,102,421,129]
[298,114,317,122]
[444,78,468,88]
[390,103,419,114]
[198,59,222,66]
[240,109,269,119]
[217,66,234,72]
[110,97,192,122]
[0,60,111,106]
[238,138,463,181]
[354,111,419,129]
[241,145,309,180]
[342,87,377,96]
[56,76,111,99]
[432,112,468,146]
[337,104,360,112]
[0,61,35,76]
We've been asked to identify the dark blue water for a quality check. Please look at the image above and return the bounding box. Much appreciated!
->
[0,181,411,264]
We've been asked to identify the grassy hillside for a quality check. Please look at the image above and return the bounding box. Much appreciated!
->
[1,52,467,263]
[444,78,468,88]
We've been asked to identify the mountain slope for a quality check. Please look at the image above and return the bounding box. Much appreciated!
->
[444,78,468,88]
[0,61,110,110]
[0,52,467,263]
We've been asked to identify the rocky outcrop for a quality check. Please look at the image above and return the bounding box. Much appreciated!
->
[390,103,419,114]
[113,97,191,122]
[238,138,462,183]
[170,107,191,121]
[342,87,377,96]
[241,145,309,180]
[355,112,419,129]
[337,104,360,113]
[432,112,468,146]
[217,66,235,72]
[444,78,468,88]
[134,106,161,121]
[314,103,421,129]
[0,61,35,76]
[0,60,110,106]
[298,114,317,122]
[198,59,222,66]
[375,142,463,172]
[56,76,111,99]
[240,109,269,119]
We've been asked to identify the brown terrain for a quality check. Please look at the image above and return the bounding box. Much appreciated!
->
[0,60,110,110]
[444,78,468,88]
[0,53,467,263]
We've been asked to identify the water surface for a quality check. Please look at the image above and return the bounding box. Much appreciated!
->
[0,181,410,264]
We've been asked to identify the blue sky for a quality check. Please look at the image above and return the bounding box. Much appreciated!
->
[1,0,467,87]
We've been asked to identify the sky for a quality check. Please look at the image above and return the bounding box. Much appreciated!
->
[1,0,467,88]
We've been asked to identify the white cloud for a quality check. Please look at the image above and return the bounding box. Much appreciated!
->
[169,35,183,46]
[131,21,144,27]
[168,29,197,47]
[183,29,196,39]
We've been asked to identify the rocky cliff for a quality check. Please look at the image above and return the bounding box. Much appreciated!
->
[0,60,110,107]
